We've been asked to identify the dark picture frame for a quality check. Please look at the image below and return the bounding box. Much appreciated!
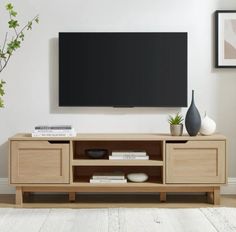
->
[215,10,236,68]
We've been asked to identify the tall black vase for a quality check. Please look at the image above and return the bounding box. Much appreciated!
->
[185,90,201,136]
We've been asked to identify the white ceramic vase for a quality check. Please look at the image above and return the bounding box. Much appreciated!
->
[200,113,216,135]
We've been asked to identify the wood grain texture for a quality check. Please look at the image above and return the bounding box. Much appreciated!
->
[9,133,227,141]
[11,141,70,184]
[15,187,23,206]
[214,187,220,205]
[8,133,227,206]
[74,140,162,160]
[72,160,163,166]
[160,192,166,202]
[166,141,226,184]
[1,194,236,208]
[207,192,214,204]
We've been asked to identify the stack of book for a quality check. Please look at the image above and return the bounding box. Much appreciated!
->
[32,125,76,137]
[89,172,127,184]
[109,151,149,160]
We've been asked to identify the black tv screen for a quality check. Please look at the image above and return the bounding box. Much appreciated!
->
[59,32,187,107]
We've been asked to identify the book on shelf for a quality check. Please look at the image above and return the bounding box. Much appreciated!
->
[34,129,75,133]
[34,126,75,133]
[89,179,127,184]
[32,125,76,137]
[92,172,125,180]
[34,125,73,130]
[32,131,76,137]
[111,151,147,156]
[109,155,149,160]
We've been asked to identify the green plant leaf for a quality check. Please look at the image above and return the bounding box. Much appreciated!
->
[0,51,6,59]
[7,39,21,55]
[27,21,33,30]
[14,40,21,48]
[8,19,19,28]
[6,3,13,11]
[10,10,17,17]
[19,32,25,41]
[0,80,6,97]
[0,98,4,108]
[0,3,39,107]
[168,112,184,125]
[0,88,5,96]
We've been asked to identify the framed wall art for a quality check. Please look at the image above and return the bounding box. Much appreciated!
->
[215,10,236,68]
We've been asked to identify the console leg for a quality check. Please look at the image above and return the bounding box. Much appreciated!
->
[160,192,166,202]
[69,192,76,202]
[214,187,220,205]
[16,187,23,207]
[207,192,214,204]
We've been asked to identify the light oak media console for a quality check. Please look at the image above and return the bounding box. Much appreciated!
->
[9,133,227,206]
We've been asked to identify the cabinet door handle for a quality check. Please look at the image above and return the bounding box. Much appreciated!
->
[48,141,70,144]
[166,140,188,144]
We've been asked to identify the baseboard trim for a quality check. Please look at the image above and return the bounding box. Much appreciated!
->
[0,178,235,195]
[0,178,15,194]
[221,178,236,195]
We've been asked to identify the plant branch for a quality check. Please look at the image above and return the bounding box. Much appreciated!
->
[0,32,8,69]
[0,3,39,107]
[18,14,39,37]
[0,14,39,74]
[2,32,8,52]
[0,54,11,74]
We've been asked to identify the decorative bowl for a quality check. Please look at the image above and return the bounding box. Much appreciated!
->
[127,173,148,182]
[85,149,108,159]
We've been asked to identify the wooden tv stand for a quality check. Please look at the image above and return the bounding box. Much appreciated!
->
[9,133,227,206]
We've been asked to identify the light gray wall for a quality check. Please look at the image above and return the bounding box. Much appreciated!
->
[0,0,236,178]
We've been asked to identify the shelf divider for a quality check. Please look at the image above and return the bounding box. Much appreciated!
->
[72,159,163,166]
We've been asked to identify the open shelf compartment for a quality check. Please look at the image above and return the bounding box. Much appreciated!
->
[73,140,164,161]
[72,166,163,185]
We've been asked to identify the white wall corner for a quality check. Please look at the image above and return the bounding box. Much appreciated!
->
[221,178,236,195]
[0,178,15,194]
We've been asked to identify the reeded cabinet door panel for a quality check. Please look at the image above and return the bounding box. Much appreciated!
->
[10,141,70,184]
[166,141,226,184]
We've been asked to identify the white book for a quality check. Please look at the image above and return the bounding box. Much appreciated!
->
[111,151,147,156]
[35,125,73,130]
[109,155,149,160]
[92,172,125,180]
[32,132,76,137]
[90,179,127,184]
[34,129,75,133]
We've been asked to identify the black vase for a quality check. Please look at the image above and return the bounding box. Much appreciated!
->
[185,90,201,136]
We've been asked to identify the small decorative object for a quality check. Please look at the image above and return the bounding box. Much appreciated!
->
[215,10,236,68]
[168,112,184,136]
[200,112,216,135]
[127,173,148,183]
[185,90,201,136]
[85,149,108,159]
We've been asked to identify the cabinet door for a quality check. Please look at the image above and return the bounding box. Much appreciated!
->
[10,141,70,184]
[166,141,226,184]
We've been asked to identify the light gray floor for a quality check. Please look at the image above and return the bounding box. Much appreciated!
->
[0,207,236,232]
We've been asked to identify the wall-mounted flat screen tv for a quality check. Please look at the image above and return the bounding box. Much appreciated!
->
[59,32,187,107]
